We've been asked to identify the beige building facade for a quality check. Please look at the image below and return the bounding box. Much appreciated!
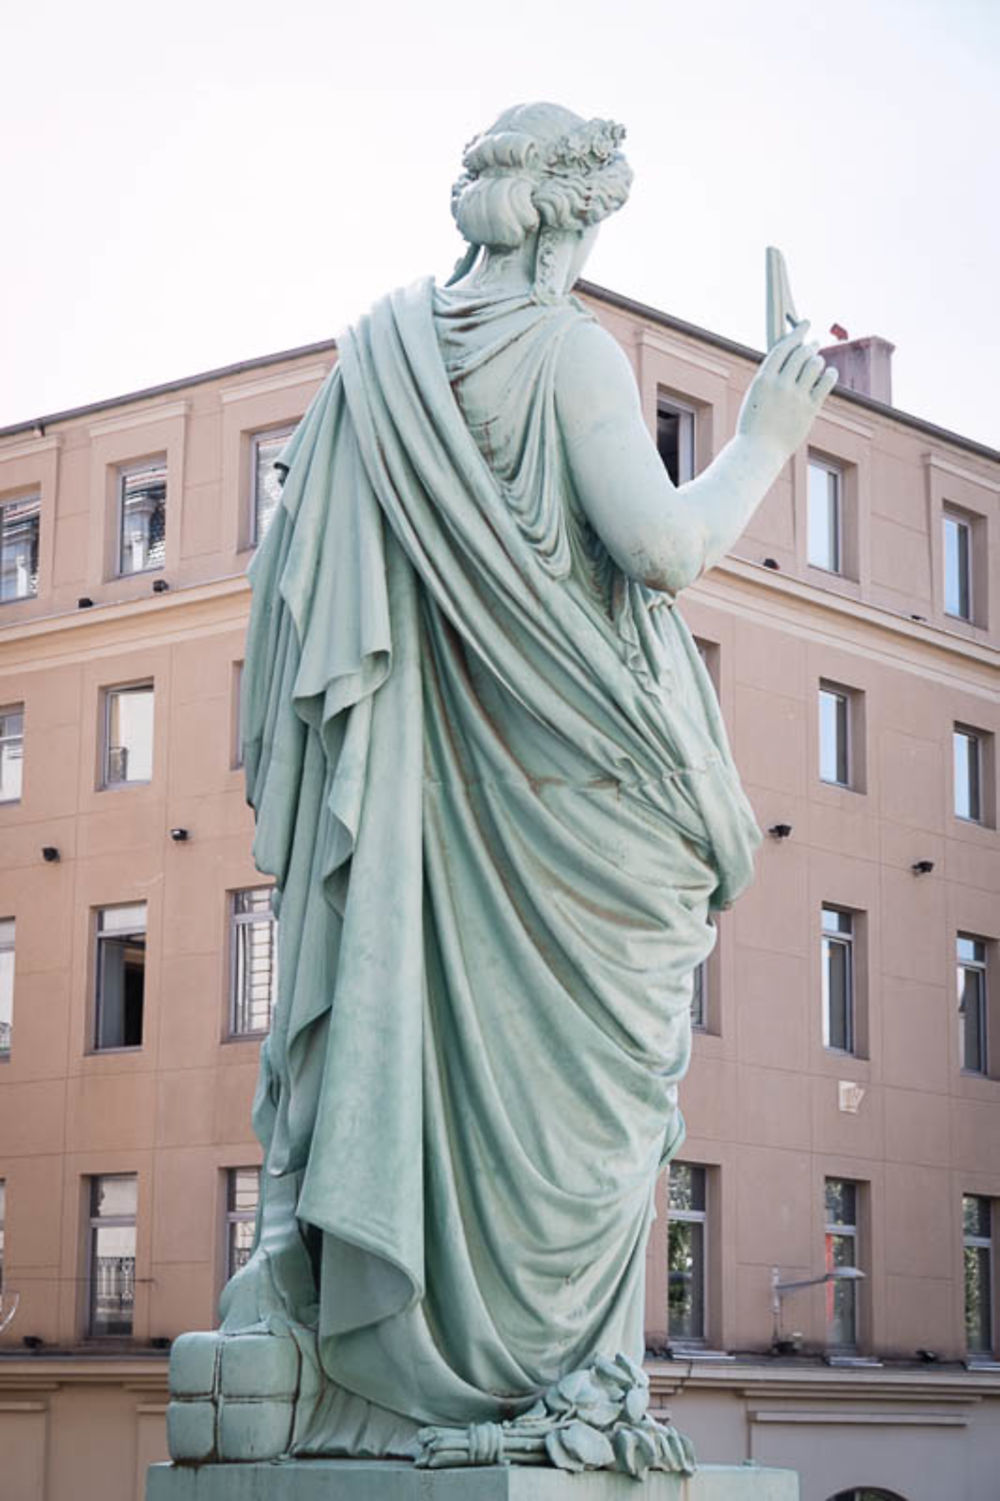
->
[0,284,998,1501]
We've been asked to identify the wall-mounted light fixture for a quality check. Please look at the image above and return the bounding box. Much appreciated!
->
[911,859,934,876]
[768,824,793,840]
[152,579,170,594]
[41,846,60,863]
[762,558,780,571]
[169,828,189,843]
[77,597,94,609]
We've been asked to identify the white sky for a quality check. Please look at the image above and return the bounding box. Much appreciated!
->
[2,0,998,447]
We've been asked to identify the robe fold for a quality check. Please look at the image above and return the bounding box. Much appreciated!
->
[241,277,760,1440]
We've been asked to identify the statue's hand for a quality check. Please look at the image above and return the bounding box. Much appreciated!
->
[737,321,837,462]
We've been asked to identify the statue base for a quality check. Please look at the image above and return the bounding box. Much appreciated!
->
[147,1461,797,1501]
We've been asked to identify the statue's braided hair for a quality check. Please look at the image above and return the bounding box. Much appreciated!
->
[451,103,632,251]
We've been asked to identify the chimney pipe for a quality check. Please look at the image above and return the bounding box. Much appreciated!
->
[819,334,895,405]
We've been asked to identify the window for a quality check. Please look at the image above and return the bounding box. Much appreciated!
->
[0,494,40,602]
[822,907,854,1053]
[691,962,706,1030]
[807,458,842,573]
[954,726,986,823]
[87,1175,136,1336]
[819,684,850,787]
[250,428,293,546]
[668,1163,706,1344]
[825,1178,860,1349]
[657,399,696,485]
[0,919,13,1061]
[944,510,972,620]
[117,460,166,576]
[94,904,146,1050]
[225,1167,260,1281]
[964,1194,993,1354]
[958,935,988,1075]
[230,889,277,1036]
[103,684,154,786]
[231,662,245,770]
[0,705,23,803]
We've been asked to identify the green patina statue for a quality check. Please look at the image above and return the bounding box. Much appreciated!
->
[167,102,835,1475]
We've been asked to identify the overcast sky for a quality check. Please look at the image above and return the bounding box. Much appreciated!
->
[2,0,997,447]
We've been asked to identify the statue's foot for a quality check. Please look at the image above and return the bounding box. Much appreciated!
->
[168,1328,302,1462]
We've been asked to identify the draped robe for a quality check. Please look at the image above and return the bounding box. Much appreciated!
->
[241,278,760,1446]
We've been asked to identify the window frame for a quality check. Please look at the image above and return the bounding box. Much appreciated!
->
[953,724,994,827]
[228,887,278,1038]
[822,906,856,1055]
[819,683,851,788]
[101,681,154,790]
[824,1177,862,1351]
[116,457,167,578]
[92,903,147,1053]
[0,917,14,1062]
[0,703,24,804]
[667,1162,708,1347]
[964,1193,994,1357]
[86,1173,138,1339]
[943,507,974,622]
[807,455,843,575]
[0,491,41,604]
[958,933,989,1077]
[656,397,697,486]
[249,426,295,549]
[224,1166,261,1284]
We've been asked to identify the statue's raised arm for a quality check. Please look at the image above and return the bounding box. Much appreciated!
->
[166,102,835,1481]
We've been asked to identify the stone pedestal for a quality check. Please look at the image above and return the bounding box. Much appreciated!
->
[148,1461,797,1501]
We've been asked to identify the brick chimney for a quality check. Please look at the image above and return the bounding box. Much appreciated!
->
[819,334,895,405]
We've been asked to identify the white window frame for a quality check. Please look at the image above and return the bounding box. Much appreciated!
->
[229,888,278,1037]
[86,1174,137,1338]
[943,508,973,621]
[964,1194,994,1357]
[958,934,988,1076]
[656,397,697,486]
[667,1162,707,1346]
[0,703,24,803]
[825,1177,861,1350]
[0,917,13,1062]
[807,456,843,574]
[116,458,167,578]
[819,683,851,788]
[102,682,154,789]
[249,427,294,548]
[822,906,855,1054]
[224,1167,261,1283]
[954,725,984,823]
[93,903,147,1052]
[0,492,41,603]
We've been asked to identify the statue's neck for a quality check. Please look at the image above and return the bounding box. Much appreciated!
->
[452,241,538,298]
